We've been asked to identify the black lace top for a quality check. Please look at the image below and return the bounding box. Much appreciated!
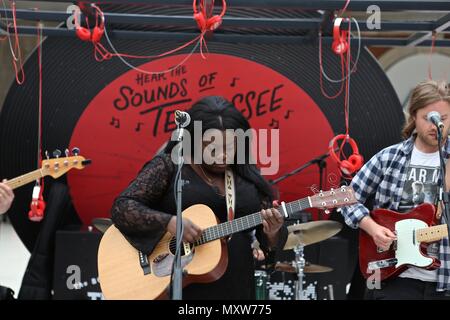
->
[111,153,287,299]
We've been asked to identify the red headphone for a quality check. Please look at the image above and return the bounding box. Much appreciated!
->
[28,184,46,222]
[332,17,349,55]
[75,4,105,43]
[193,0,227,32]
[329,134,364,175]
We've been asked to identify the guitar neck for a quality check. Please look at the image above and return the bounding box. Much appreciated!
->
[195,197,312,245]
[5,169,44,190]
[416,224,449,243]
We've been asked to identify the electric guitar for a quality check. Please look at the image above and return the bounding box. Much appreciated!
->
[97,186,356,300]
[4,151,91,190]
[359,203,448,281]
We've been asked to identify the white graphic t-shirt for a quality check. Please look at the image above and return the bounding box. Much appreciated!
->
[398,145,440,282]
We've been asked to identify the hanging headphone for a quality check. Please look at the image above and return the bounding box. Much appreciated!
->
[329,134,364,175]
[75,4,105,43]
[28,183,46,222]
[332,17,349,55]
[193,0,227,32]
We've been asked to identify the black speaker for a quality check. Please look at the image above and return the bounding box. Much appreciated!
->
[53,228,102,300]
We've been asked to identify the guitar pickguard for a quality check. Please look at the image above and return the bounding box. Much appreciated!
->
[152,251,194,277]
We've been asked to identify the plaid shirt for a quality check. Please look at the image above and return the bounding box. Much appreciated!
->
[341,135,450,292]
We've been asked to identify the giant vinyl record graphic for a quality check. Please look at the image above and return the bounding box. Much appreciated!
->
[0,9,403,251]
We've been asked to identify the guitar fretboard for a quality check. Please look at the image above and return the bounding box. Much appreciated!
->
[5,170,43,190]
[194,197,311,245]
[416,224,449,243]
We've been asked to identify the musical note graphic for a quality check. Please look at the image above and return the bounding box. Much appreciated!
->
[230,77,239,87]
[110,117,120,128]
[284,110,294,119]
[269,118,279,129]
[135,122,144,132]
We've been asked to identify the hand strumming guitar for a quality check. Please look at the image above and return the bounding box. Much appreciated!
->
[167,216,203,243]
[360,216,397,251]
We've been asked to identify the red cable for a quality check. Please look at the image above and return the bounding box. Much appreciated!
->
[84,3,222,64]
[340,0,351,15]
[11,1,25,84]
[37,22,44,194]
[93,33,203,62]
[192,0,227,59]
[344,23,351,136]
[318,30,345,99]
[336,20,354,179]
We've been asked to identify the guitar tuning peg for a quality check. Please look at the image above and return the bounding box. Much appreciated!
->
[65,149,70,157]
[324,209,330,215]
[71,147,80,156]
[53,149,61,158]
[45,151,49,160]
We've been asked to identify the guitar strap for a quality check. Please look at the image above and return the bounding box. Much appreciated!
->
[437,158,449,221]
[225,168,235,241]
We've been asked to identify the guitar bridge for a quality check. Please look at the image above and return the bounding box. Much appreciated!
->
[368,258,398,270]
[183,242,192,255]
[376,240,397,253]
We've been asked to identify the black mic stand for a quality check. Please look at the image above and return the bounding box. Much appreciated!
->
[437,128,450,241]
[270,151,333,186]
[317,156,327,219]
[171,121,187,300]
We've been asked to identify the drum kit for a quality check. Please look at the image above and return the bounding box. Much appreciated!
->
[255,219,342,300]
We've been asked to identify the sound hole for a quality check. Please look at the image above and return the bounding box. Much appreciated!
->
[169,237,194,256]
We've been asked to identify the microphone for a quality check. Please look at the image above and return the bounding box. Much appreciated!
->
[174,110,191,128]
[427,111,444,130]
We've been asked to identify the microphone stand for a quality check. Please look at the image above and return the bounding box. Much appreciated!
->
[317,156,327,220]
[269,150,333,186]
[171,122,187,300]
[437,128,450,240]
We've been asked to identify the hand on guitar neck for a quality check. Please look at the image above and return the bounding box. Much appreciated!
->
[360,216,397,251]
[260,202,284,248]
[167,205,284,246]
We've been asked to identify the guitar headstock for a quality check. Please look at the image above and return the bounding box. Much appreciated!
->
[41,148,91,179]
[310,186,356,210]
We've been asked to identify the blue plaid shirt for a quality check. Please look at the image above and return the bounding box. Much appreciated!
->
[341,135,450,291]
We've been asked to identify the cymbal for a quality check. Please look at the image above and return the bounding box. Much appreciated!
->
[92,218,113,234]
[284,221,342,249]
[275,262,333,273]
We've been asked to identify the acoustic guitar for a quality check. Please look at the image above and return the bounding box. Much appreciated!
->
[98,186,356,300]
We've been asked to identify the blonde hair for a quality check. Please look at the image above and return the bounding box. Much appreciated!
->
[402,80,450,139]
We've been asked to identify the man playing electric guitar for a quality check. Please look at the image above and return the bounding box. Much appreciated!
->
[341,80,450,300]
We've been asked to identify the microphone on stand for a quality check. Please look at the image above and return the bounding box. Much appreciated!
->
[427,111,444,130]
[175,110,191,128]
[174,110,191,143]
